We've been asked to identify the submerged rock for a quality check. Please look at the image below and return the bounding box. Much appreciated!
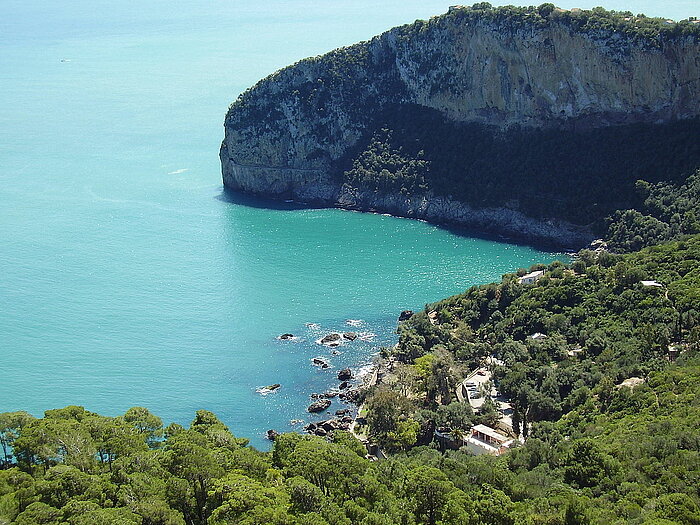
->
[312,357,330,368]
[307,399,332,413]
[342,332,358,341]
[320,333,341,344]
[278,333,295,340]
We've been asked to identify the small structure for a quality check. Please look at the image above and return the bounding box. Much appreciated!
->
[641,280,663,288]
[428,310,438,325]
[529,332,547,340]
[617,377,645,389]
[668,345,680,362]
[567,347,584,358]
[465,424,514,456]
[519,270,545,285]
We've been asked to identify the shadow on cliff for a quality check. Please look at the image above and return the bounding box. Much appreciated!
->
[217,187,576,253]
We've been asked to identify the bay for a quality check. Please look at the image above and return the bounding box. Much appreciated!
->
[1,0,692,448]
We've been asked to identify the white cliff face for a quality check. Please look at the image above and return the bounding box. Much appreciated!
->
[220,8,700,247]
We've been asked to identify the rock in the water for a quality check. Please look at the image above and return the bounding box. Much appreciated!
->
[307,399,332,413]
[320,333,341,344]
[342,332,358,341]
[339,381,349,390]
[266,429,280,441]
[335,409,350,416]
[279,333,295,340]
[312,357,330,368]
[399,310,414,322]
[339,389,361,403]
[338,368,353,381]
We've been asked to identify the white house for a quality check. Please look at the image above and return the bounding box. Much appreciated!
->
[518,270,545,285]
[465,424,514,456]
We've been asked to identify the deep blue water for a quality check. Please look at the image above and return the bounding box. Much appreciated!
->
[1,0,695,448]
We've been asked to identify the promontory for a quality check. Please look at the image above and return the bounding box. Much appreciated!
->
[221,4,700,247]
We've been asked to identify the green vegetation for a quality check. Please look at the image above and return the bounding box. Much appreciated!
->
[337,105,700,230]
[2,361,700,524]
[2,237,700,524]
[436,3,700,48]
[606,169,700,252]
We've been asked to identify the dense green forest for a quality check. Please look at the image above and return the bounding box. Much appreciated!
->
[2,237,700,524]
[338,106,700,229]
[2,360,699,524]
[606,170,700,252]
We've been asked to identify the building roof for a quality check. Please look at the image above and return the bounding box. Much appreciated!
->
[471,424,510,443]
[641,280,663,287]
[520,270,545,280]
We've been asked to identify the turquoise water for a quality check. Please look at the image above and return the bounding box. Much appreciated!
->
[1,0,694,448]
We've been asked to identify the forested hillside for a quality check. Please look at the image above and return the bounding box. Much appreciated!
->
[1,363,699,524]
[2,237,700,524]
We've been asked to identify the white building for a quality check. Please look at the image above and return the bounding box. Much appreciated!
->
[465,424,514,456]
[518,270,545,285]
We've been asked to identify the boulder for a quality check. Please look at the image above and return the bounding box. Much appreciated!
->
[339,381,349,390]
[266,429,280,441]
[307,399,332,413]
[335,409,350,416]
[279,333,294,340]
[342,332,358,341]
[312,357,329,368]
[337,368,353,381]
[265,384,281,391]
[339,389,361,403]
[320,333,341,344]
[399,310,414,322]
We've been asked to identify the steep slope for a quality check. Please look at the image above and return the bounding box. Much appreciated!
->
[221,5,700,247]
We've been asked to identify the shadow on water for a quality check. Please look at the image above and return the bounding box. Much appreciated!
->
[216,187,578,255]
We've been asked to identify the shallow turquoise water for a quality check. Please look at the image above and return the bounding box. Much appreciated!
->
[1,0,694,448]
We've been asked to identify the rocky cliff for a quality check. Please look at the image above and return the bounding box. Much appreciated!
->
[221,5,700,247]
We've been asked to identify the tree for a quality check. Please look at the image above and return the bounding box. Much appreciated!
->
[0,411,35,466]
[405,466,454,525]
[123,407,163,448]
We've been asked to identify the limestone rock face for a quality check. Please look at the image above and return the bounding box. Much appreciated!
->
[221,8,700,246]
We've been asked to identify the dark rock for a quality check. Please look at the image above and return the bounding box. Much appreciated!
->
[266,429,280,441]
[339,389,361,403]
[342,332,358,341]
[279,333,294,340]
[264,384,281,391]
[399,310,414,322]
[307,399,332,413]
[339,381,349,390]
[312,357,329,368]
[329,342,340,348]
[320,333,341,344]
[321,391,339,399]
[337,368,353,381]
[335,409,350,416]
[314,428,327,437]
[341,416,353,423]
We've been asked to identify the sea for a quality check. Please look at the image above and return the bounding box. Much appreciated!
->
[1,0,695,448]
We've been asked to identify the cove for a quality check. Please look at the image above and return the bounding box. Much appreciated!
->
[0,0,574,448]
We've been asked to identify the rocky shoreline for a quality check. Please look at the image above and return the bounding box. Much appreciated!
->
[222,170,592,250]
